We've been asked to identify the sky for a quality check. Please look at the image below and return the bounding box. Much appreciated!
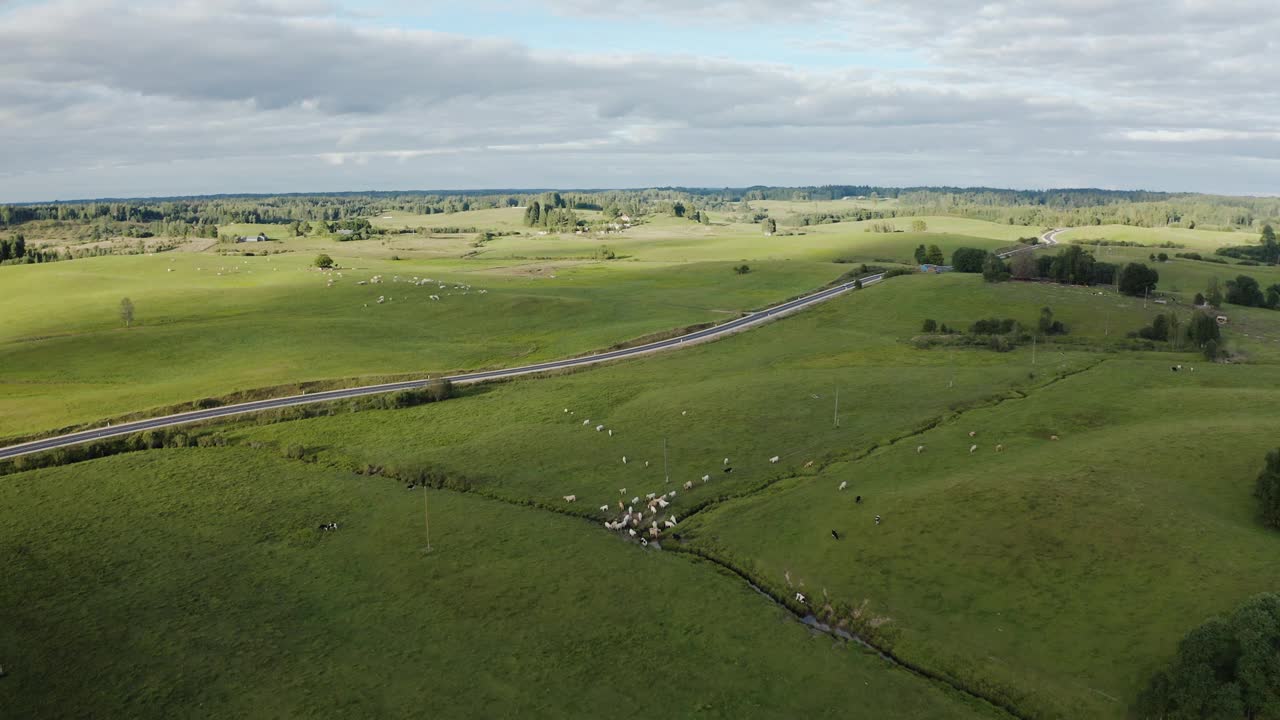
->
[1,0,1278,202]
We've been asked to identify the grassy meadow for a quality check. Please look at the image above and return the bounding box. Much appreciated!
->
[0,448,999,719]
[0,213,1041,440]
[9,201,1280,718]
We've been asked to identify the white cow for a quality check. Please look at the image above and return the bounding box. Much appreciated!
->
[969,445,978,454]
[563,495,577,502]
[769,456,780,464]
[838,481,848,491]
[701,475,710,483]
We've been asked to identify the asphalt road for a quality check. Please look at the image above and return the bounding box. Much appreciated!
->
[0,229,1061,461]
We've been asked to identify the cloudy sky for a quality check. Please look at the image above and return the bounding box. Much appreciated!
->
[1,0,1277,201]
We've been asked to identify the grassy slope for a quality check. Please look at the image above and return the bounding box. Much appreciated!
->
[680,356,1280,719]
[221,274,1280,718]
[0,448,997,720]
[1058,224,1256,251]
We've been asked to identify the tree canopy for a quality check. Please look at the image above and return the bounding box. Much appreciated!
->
[1117,263,1159,296]
[1137,592,1280,719]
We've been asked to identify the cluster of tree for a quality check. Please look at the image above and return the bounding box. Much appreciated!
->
[1136,592,1280,719]
[914,244,945,265]
[969,317,1022,335]
[790,208,894,227]
[1175,251,1229,265]
[1132,310,1220,358]
[0,235,68,265]
[1216,224,1279,265]
[1220,274,1280,309]
[523,195,582,231]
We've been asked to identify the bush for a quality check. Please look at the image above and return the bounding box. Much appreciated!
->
[1137,313,1170,341]
[922,319,937,333]
[1136,593,1280,719]
[1225,274,1266,307]
[970,318,1019,335]
[1256,450,1280,528]
[734,264,751,275]
[883,267,915,279]
[314,253,334,269]
[1194,292,1206,306]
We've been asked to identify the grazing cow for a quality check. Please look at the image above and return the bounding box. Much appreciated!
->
[641,537,648,546]
[969,431,977,438]
[632,497,640,505]
[584,419,591,425]
[681,411,687,416]
[622,456,627,464]
[724,457,730,465]
[769,456,780,464]
[831,530,840,540]
[1171,365,1179,372]
[723,467,733,474]
[875,515,881,526]
[619,487,626,495]
[1050,435,1060,441]
[804,460,814,468]
[795,592,806,604]
[657,498,669,508]
[596,425,604,432]
[617,500,625,511]
[996,444,1004,452]
[564,408,569,413]
[701,474,710,483]
[683,481,694,490]
[563,495,577,503]
[664,520,675,528]
[917,445,925,454]
[838,481,848,491]
[669,515,679,525]
[646,493,656,500]
[628,529,637,537]
[608,429,613,437]
[600,505,609,512]
[645,461,650,467]
[855,495,862,504]
[969,444,978,454]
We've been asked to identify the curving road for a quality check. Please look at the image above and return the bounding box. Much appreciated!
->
[0,229,1061,461]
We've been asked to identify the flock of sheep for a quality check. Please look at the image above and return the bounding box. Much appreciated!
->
[318,271,488,307]
[556,403,1068,547]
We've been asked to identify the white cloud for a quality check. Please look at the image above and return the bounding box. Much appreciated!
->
[0,0,1277,199]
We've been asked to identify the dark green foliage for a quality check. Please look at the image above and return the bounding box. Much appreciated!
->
[1118,263,1159,296]
[1137,314,1170,341]
[982,253,1010,282]
[1157,252,1169,262]
[922,319,938,333]
[924,244,945,265]
[1255,450,1280,529]
[1038,307,1066,335]
[734,264,751,275]
[1207,278,1225,307]
[1091,262,1118,285]
[1136,593,1280,719]
[119,297,135,328]
[1048,245,1097,285]
[950,247,988,273]
[1225,275,1266,307]
[762,218,777,234]
[883,267,915,279]
[913,244,927,264]
[970,318,1020,335]
[1187,312,1222,348]
[313,253,334,269]
[1035,254,1054,278]
[1194,292,1206,306]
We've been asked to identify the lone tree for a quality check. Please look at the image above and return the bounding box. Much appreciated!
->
[910,219,928,232]
[762,218,777,235]
[314,254,334,269]
[734,264,751,275]
[950,247,988,273]
[119,297,135,328]
[1255,449,1280,528]
[924,244,945,265]
[922,318,937,332]
[1117,262,1159,296]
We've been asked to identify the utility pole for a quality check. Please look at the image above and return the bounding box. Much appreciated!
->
[423,490,432,554]
[833,387,840,428]
[1032,335,1037,365]
[663,436,669,484]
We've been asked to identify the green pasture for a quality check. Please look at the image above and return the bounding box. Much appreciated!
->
[0,448,997,719]
[0,250,846,440]
[1058,224,1257,252]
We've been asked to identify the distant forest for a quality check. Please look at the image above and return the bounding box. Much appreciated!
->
[2,186,1278,242]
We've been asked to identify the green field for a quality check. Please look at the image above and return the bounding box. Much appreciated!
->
[8,197,1280,718]
[0,448,999,719]
[0,215,1041,441]
[1058,224,1255,252]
